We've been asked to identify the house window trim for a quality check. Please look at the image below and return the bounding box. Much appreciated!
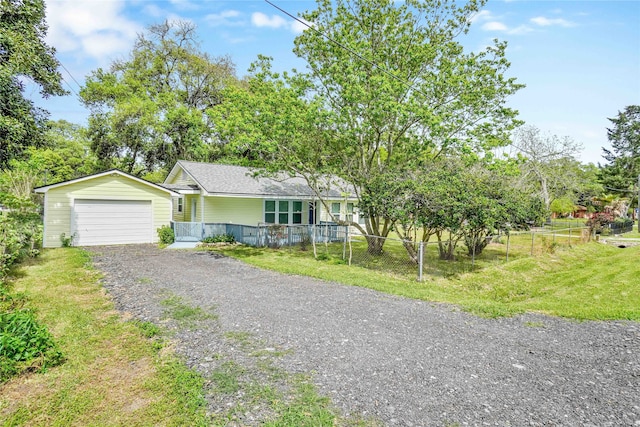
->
[177,197,183,213]
[264,199,305,225]
[331,202,341,221]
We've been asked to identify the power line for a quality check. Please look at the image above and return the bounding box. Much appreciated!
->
[59,61,83,89]
[58,60,82,97]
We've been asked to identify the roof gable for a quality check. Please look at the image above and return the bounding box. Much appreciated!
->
[34,169,180,196]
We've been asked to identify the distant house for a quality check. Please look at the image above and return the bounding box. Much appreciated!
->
[34,162,358,247]
[163,160,358,229]
[571,205,592,219]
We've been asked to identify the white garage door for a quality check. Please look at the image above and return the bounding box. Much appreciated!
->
[73,199,153,246]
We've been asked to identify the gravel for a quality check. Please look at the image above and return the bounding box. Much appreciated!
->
[88,244,640,426]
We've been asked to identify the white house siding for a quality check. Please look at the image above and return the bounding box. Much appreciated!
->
[171,196,185,222]
[168,169,198,186]
[41,174,172,248]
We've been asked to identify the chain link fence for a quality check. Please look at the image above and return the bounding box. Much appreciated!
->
[301,225,593,282]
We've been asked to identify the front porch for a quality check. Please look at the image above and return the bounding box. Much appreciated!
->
[171,221,348,248]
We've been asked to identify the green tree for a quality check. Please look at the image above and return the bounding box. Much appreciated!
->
[219,0,523,254]
[0,120,96,203]
[370,158,545,261]
[0,0,67,168]
[80,20,237,175]
[550,196,575,218]
[599,106,640,203]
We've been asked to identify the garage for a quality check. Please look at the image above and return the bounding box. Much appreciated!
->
[35,170,178,248]
[73,200,153,246]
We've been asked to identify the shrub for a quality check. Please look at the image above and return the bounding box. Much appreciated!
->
[157,225,175,245]
[202,234,235,244]
[0,196,42,280]
[586,212,614,235]
[60,233,74,247]
[0,308,64,382]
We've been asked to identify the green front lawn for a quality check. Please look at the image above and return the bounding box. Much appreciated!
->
[214,241,640,320]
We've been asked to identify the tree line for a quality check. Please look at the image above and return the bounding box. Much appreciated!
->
[1,0,639,259]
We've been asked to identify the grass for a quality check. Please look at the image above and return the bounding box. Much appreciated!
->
[0,248,209,426]
[160,293,217,328]
[211,241,640,320]
[1,248,379,426]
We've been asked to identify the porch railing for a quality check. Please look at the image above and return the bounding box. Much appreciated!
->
[171,222,348,248]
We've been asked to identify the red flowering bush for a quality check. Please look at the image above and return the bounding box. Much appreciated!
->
[586,212,614,235]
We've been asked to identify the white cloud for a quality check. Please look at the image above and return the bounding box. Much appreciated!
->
[530,16,575,27]
[482,21,508,31]
[169,0,200,10]
[142,4,164,18]
[291,19,310,34]
[470,10,493,23]
[251,12,288,29]
[45,0,141,61]
[205,10,243,27]
[251,12,310,34]
[508,25,534,35]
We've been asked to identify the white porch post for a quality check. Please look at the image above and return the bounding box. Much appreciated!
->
[200,193,205,238]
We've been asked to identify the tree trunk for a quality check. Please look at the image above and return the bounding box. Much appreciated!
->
[365,234,385,255]
[436,231,455,260]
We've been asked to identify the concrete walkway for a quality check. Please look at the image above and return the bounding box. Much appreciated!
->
[166,241,199,249]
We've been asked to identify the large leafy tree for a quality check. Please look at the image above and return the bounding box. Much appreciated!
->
[217,0,523,254]
[599,106,640,198]
[363,158,545,262]
[0,0,66,168]
[80,20,237,175]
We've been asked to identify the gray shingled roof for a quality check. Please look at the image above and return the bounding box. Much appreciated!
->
[175,161,351,198]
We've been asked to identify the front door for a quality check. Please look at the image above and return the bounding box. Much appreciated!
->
[309,201,316,225]
[191,199,197,222]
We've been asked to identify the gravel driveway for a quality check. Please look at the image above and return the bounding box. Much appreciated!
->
[88,244,639,426]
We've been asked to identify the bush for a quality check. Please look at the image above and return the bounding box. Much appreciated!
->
[157,225,175,245]
[586,212,614,235]
[202,234,235,244]
[0,196,62,383]
[60,233,74,247]
[0,308,64,382]
[0,196,42,280]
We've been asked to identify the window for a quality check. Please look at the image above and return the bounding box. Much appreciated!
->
[265,200,303,224]
[278,201,289,224]
[265,200,276,224]
[346,203,354,222]
[177,198,183,213]
[358,211,367,225]
[331,202,341,221]
[292,201,303,224]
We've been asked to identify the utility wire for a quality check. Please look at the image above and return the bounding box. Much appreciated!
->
[58,60,82,98]
[59,61,83,90]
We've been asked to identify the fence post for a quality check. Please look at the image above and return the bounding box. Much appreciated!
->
[531,230,535,256]
[506,232,510,262]
[343,226,348,260]
[569,224,572,246]
[418,241,424,282]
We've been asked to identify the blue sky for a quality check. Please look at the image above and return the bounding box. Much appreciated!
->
[37,0,640,165]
